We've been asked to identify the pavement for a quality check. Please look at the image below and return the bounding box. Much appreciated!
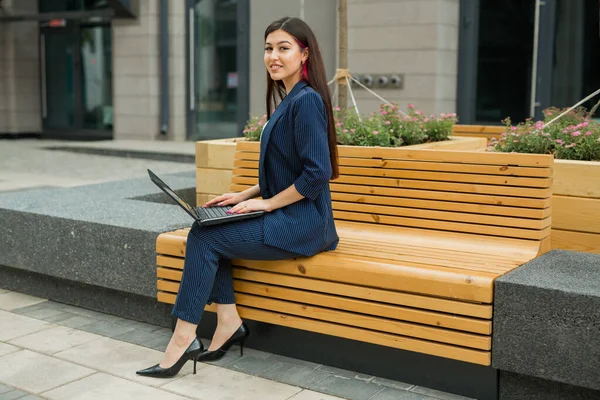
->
[0,139,475,400]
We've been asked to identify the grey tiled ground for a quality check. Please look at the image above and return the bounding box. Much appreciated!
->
[0,384,44,400]
[2,295,474,400]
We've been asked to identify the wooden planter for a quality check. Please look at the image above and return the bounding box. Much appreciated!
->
[451,125,505,140]
[552,160,600,254]
[195,136,487,206]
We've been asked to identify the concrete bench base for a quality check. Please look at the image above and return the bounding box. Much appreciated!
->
[493,250,600,398]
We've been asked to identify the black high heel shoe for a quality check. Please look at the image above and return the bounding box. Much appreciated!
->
[136,337,204,378]
[196,321,250,362]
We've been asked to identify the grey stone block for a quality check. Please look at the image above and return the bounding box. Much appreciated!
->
[492,250,600,391]
[316,365,373,380]
[226,355,282,376]
[371,387,433,400]
[77,320,136,338]
[266,353,321,369]
[499,371,600,400]
[0,389,29,400]
[309,375,383,400]
[0,386,13,395]
[259,362,330,388]
[372,377,414,391]
[113,329,167,346]
[0,172,195,299]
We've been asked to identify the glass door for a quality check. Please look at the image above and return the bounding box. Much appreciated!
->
[458,0,600,125]
[41,25,79,130]
[40,22,113,137]
[457,0,538,124]
[187,0,249,141]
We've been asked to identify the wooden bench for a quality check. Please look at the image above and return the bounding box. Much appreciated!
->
[156,141,554,367]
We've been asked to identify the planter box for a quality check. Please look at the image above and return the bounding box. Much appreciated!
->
[194,136,487,206]
[552,159,600,254]
[452,125,505,140]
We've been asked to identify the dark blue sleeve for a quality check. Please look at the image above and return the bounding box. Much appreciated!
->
[292,91,332,201]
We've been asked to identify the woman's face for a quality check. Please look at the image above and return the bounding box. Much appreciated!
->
[264,29,308,87]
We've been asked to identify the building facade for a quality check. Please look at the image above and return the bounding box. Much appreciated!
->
[1,0,598,141]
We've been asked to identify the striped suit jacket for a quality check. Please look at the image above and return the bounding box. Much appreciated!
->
[259,81,339,257]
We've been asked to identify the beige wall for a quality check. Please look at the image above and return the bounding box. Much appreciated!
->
[347,0,459,115]
[249,0,338,119]
[111,0,186,141]
[112,0,161,140]
[0,0,41,135]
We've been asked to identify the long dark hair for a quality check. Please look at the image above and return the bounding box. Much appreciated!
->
[264,17,339,180]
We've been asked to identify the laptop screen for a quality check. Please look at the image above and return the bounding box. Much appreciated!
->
[147,170,198,218]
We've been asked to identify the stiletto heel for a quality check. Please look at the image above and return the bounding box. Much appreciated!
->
[136,337,204,378]
[196,321,250,362]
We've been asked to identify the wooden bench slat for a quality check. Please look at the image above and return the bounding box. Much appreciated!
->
[232,255,496,303]
[333,210,551,240]
[333,193,550,219]
[157,293,492,366]
[230,183,552,209]
[234,158,553,178]
[232,167,552,189]
[231,175,553,199]
[235,141,552,168]
[333,202,550,230]
[156,259,493,319]
[156,278,490,335]
[157,279,490,350]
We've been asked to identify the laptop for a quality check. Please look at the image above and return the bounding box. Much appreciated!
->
[147,169,265,226]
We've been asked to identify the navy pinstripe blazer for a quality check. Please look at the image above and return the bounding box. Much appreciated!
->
[259,81,339,257]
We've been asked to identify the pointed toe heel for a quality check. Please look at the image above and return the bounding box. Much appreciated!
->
[136,337,204,378]
[196,321,250,362]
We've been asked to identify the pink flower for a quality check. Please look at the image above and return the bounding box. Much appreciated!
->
[582,121,589,127]
[343,129,348,133]
[380,111,388,115]
[334,106,341,111]
[408,104,415,109]
[415,110,421,115]
[535,121,544,130]
[572,131,581,137]
[372,130,379,135]
[350,129,355,133]
[336,122,342,127]
[585,131,593,136]
[565,143,576,148]
[385,121,391,125]
[555,139,564,144]
[511,126,517,131]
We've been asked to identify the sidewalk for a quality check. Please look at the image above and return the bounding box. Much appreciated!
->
[0,290,473,400]
[1,139,475,400]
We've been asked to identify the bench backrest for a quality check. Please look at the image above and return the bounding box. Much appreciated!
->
[230,142,553,242]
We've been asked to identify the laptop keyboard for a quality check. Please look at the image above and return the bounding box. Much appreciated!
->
[195,205,232,220]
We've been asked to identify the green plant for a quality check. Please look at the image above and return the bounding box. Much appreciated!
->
[488,106,600,161]
[242,114,267,141]
[242,103,457,147]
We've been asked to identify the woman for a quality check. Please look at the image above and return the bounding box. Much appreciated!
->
[137,16,339,378]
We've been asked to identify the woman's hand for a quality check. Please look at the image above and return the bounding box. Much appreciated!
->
[203,192,248,208]
[228,199,273,214]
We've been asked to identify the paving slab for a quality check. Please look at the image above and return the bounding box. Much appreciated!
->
[8,325,101,355]
[0,293,46,311]
[41,373,190,400]
[0,311,53,341]
[53,336,202,388]
[289,390,347,400]
[0,350,94,394]
[0,343,19,358]
[161,364,302,400]
[309,375,383,400]
[259,362,331,388]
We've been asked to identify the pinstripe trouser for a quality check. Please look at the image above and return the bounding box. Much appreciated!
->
[171,217,299,324]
